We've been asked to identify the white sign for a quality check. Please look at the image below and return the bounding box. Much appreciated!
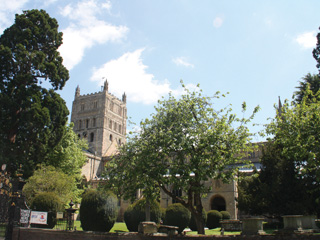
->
[20,209,31,224]
[30,211,48,225]
[56,212,64,219]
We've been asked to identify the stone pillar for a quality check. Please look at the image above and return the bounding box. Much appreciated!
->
[283,215,303,231]
[301,215,318,230]
[241,218,265,235]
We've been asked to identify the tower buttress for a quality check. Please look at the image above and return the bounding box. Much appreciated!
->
[75,85,80,98]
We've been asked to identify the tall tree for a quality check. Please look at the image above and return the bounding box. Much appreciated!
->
[313,27,320,74]
[0,10,69,178]
[239,90,320,218]
[295,73,320,104]
[105,82,259,234]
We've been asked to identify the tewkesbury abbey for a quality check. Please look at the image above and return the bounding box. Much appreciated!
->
[71,81,262,220]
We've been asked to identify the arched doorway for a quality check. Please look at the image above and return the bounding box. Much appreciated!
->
[210,195,226,211]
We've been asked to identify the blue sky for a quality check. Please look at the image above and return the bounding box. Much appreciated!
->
[1,0,320,142]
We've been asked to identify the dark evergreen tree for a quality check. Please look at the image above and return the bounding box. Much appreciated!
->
[238,142,311,218]
[0,10,69,178]
[313,27,320,74]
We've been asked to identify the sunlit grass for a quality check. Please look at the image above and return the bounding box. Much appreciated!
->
[186,228,240,235]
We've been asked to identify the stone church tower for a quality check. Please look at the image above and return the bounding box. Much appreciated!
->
[71,80,127,157]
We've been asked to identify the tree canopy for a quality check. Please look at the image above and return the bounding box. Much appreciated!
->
[295,73,320,104]
[23,165,78,205]
[0,9,69,178]
[105,82,259,234]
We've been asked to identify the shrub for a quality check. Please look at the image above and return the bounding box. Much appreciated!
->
[206,210,222,229]
[160,207,166,223]
[30,192,63,229]
[164,203,190,233]
[124,198,161,232]
[220,211,231,220]
[80,189,118,232]
[188,208,207,231]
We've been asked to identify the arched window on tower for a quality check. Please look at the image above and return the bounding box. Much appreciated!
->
[90,132,94,142]
[109,134,113,141]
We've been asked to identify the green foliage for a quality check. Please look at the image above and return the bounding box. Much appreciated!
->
[23,165,78,205]
[207,210,222,229]
[80,189,118,232]
[189,208,207,231]
[164,203,191,234]
[240,90,320,217]
[104,81,259,234]
[238,142,309,217]
[45,123,88,179]
[124,198,161,232]
[295,73,320,104]
[0,9,69,178]
[30,192,63,229]
[313,27,320,73]
[160,208,166,222]
[220,211,231,220]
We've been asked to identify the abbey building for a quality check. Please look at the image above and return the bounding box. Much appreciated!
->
[71,80,127,181]
[71,81,262,220]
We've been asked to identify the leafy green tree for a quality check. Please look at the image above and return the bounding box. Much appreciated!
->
[105,81,259,234]
[0,9,69,178]
[23,165,78,205]
[46,123,88,178]
[295,73,320,104]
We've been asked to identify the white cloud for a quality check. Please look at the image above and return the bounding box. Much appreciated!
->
[90,49,196,105]
[213,16,223,28]
[0,0,28,33]
[296,31,317,49]
[172,57,194,68]
[58,0,128,70]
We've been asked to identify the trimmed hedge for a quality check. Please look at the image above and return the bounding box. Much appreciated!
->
[30,192,63,229]
[206,210,222,229]
[188,208,207,231]
[124,199,161,232]
[220,211,231,220]
[80,189,118,232]
[164,203,190,233]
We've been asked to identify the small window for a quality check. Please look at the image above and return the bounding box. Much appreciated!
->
[86,119,89,128]
[109,120,112,129]
[119,125,122,133]
[79,120,82,129]
[110,102,114,111]
[109,134,113,141]
[81,103,85,111]
[92,118,96,127]
[93,101,98,109]
[114,122,117,131]
[90,133,94,142]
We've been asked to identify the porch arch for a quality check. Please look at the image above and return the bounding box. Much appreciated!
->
[210,195,226,212]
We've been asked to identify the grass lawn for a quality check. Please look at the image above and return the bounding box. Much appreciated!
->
[186,228,240,235]
[71,221,128,232]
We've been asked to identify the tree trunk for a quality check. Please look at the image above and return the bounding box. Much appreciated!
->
[195,212,205,234]
[194,192,205,234]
